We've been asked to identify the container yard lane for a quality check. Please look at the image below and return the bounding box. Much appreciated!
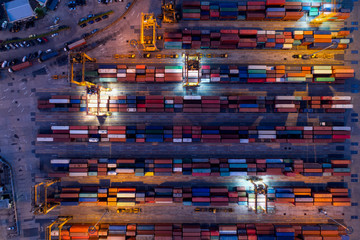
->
[0,0,359,239]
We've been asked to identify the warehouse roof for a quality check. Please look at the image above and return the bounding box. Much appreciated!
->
[4,0,35,23]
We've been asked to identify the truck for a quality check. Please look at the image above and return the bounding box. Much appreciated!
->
[39,51,59,62]
[9,61,32,72]
[64,38,86,51]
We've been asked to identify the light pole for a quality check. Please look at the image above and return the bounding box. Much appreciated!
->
[88,209,109,234]
[318,208,353,234]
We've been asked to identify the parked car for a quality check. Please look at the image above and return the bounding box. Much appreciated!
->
[1,61,8,68]
[1,21,8,29]
[101,15,108,19]
[22,56,27,62]
[42,37,49,42]
[80,23,87,28]
[87,14,94,19]
[54,17,60,24]
[51,33,59,37]
[95,17,101,22]
[88,20,94,24]
[126,2,131,9]
[91,29,99,34]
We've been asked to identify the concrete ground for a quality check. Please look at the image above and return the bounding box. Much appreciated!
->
[0,0,359,239]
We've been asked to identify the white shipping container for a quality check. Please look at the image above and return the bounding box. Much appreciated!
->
[312,66,332,70]
[332,126,351,131]
[99,104,107,108]
[100,138,109,142]
[117,193,136,198]
[201,78,210,83]
[51,159,70,164]
[258,130,276,135]
[211,77,220,82]
[258,134,276,139]
[108,134,126,138]
[89,100,98,103]
[136,193,145,197]
[331,104,353,109]
[304,127,313,131]
[69,172,88,177]
[266,30,275,34]
[188,73,198,78]
[116,169,134,173]
[313,70,332,74]
[37,137,54,142]
[107,171,117,176]
[117,73,126,78]
[98,130,107,134]
[182,138,192,143]
[276,78,285,82]
[257,30,266,35]
[164,69,182,73]
[248,65,267,70]
[229,172,247,176]
[173,138,182,143]
[275,96,296,100]
[155,73,165,77]
[49,99,70,104]
[127,108,137,112]
[230,69,239,74]
[107,163,116,168]
[240,139,249,143]
[98,69,117,74]
[69,130,88,134]
[294,31,304,35]
[126,69,136,73]
[173,167,182,172]
[109,100,117,104]
[275,104,296,108]
[332,96,351,101]
[165,100,174,104]
[51,126,69,130]
[282,44,293,49]
[88,104,98,107]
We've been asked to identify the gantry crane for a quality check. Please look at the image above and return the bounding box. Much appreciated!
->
[140,13,159,52]
[46,216,73,240]
[160,0,177,23]
[249,178,268,214]
[69,52,112,116]
[311,0,338,24]
[183,53,201,87]
[32,179,60,215]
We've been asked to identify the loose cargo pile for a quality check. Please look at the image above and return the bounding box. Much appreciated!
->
[56,185,350,208]
[54,223,349,240]
[37,125,351,143]
[164,29,350,50]
[49,158,351,178]
[182,1,350,21]
[39,95,352,113]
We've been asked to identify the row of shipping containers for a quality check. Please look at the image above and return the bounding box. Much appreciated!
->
[182,1,350,21]
[55,223,350,240]
[56,185,350,208]
[97,65,183,83]
[90,64,354,84]
[37,125,351,143]
[163,29,350,50]
[200,65,354,84]
[38,95,353,113]
[49,158,351,178]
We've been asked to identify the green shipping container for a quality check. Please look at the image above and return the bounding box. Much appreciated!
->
[286,77,306,82]
[99,77,117,82]
[79,193,98,198]
[84,71,99,77]
[248,69,266,74]
[183,9,201,13]
[165,66,183,69]
[315,77,335,82]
